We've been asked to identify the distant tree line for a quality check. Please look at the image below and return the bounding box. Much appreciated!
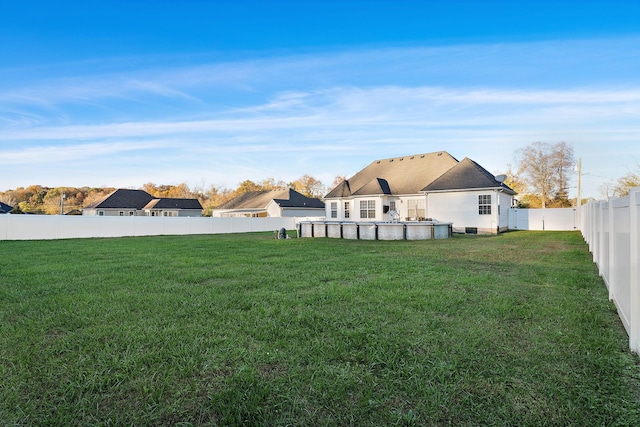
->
[0,174,334,216]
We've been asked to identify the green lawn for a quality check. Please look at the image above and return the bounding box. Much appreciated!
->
[1,231,638,426]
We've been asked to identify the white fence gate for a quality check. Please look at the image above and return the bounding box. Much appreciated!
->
[580,188,640,354]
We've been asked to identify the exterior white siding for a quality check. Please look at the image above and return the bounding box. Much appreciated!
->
[426,190,506,234]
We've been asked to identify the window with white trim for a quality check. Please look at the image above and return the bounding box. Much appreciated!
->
[330,202,338,218]
[359,200,375,219]
[344,202,350,219]
[478,195,492,215]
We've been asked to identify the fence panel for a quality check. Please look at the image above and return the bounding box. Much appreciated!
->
[0,215,300,241]
[508,208,577,231]
[580,187,640,354]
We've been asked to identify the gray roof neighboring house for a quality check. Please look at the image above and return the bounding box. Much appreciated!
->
[216,188,325,210]
[0,201,13,213]
[84,189,202,212]
[84,189,154,210]
[144,198,203,210]
[326,151,514,198]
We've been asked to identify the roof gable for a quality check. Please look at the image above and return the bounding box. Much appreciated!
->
[421,157,516,194]
[325,180,351,197]
[353,178,392,195]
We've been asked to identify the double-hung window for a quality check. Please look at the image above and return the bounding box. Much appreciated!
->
[330,202,338,218]
[344,202,350,219]
[359,200,375,219]
[478,195,492,215]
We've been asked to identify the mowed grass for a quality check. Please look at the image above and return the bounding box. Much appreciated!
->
[1,231,638,426]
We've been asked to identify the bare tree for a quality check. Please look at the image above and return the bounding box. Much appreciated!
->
[551,142,575,206]
[516,142,575,208]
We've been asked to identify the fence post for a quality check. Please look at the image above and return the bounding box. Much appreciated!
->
[608,199,617,301]
[629,188,640,354]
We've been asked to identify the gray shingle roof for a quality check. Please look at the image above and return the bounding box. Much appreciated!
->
[325,151,515,198]
[84,189,205,211]
[325,151,459,197]
[217,188,324,210]
[84,189,154,209]
[144,198,203,210]
[422,157,516,194]
[0,201,13,213]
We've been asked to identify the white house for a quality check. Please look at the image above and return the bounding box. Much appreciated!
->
[212,188,325,218]
[324,151,516,234]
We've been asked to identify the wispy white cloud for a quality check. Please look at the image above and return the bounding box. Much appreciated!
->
[3,85,638,143]
[0,141,166,164]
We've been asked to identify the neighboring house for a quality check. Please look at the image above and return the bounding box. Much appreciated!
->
[83,189,203,217]
[212,188,325,218]
[0,201,13,214]
[324,151,516,234]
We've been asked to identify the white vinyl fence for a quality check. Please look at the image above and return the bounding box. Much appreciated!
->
[580,187,640,354]
[508,207,579,231]
[0,215,301,241]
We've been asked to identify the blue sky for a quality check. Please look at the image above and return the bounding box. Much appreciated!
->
[1,1,639,199]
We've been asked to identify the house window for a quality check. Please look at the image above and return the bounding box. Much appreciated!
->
[389,200,396,211]
[408,199,425,219]
[129,211,135,216]
[479,195,492,215]
[98,211,104,216]
[330,202,337,218]
[344,202,350,219]
[119,211,124,216]
[359,200,375,219]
